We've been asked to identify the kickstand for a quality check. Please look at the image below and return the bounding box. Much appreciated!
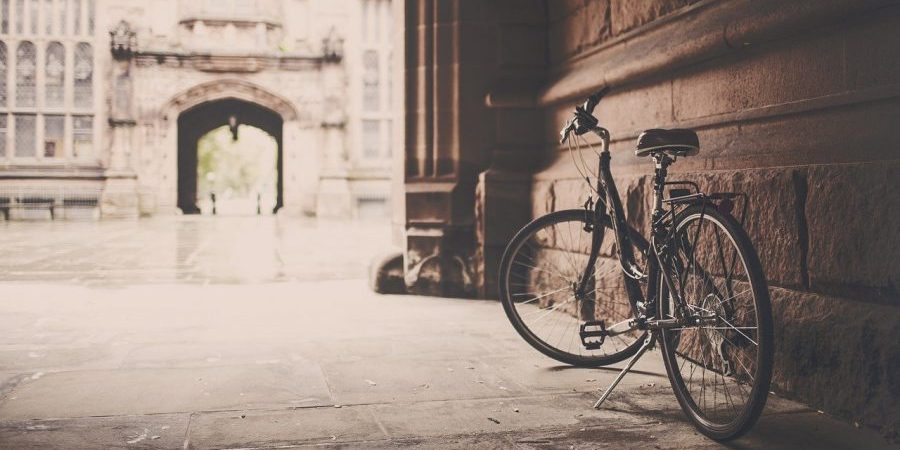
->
[593,333,655,409]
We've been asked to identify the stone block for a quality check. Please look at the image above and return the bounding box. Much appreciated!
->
[805,161,900,300]
[610,0,698,37]
[845,9,900,90]
[531,180,555,218]
[550,178,593,212]
[769,287,900,438]
[597,82,673,137]
[668,167,805,289]
[673,31,845,122]
[548,8,587,64]
[583,0,612,48]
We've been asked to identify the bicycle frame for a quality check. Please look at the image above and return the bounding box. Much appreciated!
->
[575,126,695,331]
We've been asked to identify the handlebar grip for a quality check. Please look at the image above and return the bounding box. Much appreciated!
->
[583,86,611,115]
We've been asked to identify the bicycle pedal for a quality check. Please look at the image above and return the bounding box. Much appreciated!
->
[580,320,607,350]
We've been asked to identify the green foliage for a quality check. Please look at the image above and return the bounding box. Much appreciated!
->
[197,125,277,200]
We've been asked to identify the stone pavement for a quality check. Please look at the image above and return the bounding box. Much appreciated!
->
[0,217,894,449]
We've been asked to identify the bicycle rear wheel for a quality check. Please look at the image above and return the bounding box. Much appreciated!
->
[499,209,647,367]
[658,205,773,440]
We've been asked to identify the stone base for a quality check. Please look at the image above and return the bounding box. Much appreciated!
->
[474,169,532,299]
[315,178,353,219]
[101,176,140,220]
[368,251,406,295]
[404,225,476,298]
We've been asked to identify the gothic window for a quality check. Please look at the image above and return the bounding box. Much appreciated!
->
[362,49,378,112]
[43,113,62,157]
[0,42,6,107]
[87,0,94,34]
[43,0,51,34]
[1,0,9,34]
[356,0,392,165]
[362,120,379,158]
[15,41,35,107]
[14,113,34,156]
[58,0,67,35]
[384,119,391,157]
[28,0,37,34]
[72,114,91,157]
[0,115,6,157]
[1,0,96,161]
[73,0,80,34]
[44,41,63,107]
[14,0,23,34]
[73,42,91,108]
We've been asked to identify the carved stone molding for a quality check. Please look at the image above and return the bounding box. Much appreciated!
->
[109,20,137,60]
[161,79,299,121]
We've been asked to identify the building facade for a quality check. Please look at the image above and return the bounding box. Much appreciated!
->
[0,0,393,219]
[393,0,899,439]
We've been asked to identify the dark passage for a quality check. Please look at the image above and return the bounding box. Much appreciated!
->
[177,98,284,214]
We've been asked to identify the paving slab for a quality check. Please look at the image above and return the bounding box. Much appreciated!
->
[187,406,386,450]
[119,342,293,370]
[479,353,669,394]
[0,413,190,450]
[369,392,639,439]
[322,356,529,404]
[0,346,120,373]
[0,364,332,419]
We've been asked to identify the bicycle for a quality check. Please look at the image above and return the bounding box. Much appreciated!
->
[498,88,773,440]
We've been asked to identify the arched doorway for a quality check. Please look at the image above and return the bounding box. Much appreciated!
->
[177,99,283,214]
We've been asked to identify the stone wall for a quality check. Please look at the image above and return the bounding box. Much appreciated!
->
[398,0,900,441]
[528,0,900,439]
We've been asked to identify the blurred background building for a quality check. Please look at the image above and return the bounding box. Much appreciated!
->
[0,0,393,219]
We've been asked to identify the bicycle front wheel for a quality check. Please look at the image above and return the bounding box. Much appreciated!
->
[499,209,647,367]
[658,205,774,441]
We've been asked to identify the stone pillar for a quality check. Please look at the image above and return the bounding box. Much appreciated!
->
[315,35,353,219]
[474,2,548,298]
[102,21,140,219]
[280,120,319,217]
[395,0,546,297]
[315,120,353,218]
[399,1,498,297]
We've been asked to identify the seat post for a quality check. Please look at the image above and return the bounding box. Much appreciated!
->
[651,153,673,224]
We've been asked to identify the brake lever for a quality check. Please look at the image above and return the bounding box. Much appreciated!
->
[560,119,575,144]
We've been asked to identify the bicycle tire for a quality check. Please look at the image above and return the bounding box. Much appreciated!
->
[658,205,774,440]
[499,209,648,367]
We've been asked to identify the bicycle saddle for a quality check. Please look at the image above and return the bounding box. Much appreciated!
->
[635,129,699,157]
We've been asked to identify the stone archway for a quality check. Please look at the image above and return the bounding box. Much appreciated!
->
[177,99,284,214]
[161,80,300,215]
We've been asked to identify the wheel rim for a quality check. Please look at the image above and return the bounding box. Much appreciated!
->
[661,212,765,429]
[503,214,643,362]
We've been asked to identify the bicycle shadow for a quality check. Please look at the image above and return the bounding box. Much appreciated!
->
[544,364,665,378]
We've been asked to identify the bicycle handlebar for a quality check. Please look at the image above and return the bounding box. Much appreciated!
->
[583,86,610,116]
[560,86,612,143]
